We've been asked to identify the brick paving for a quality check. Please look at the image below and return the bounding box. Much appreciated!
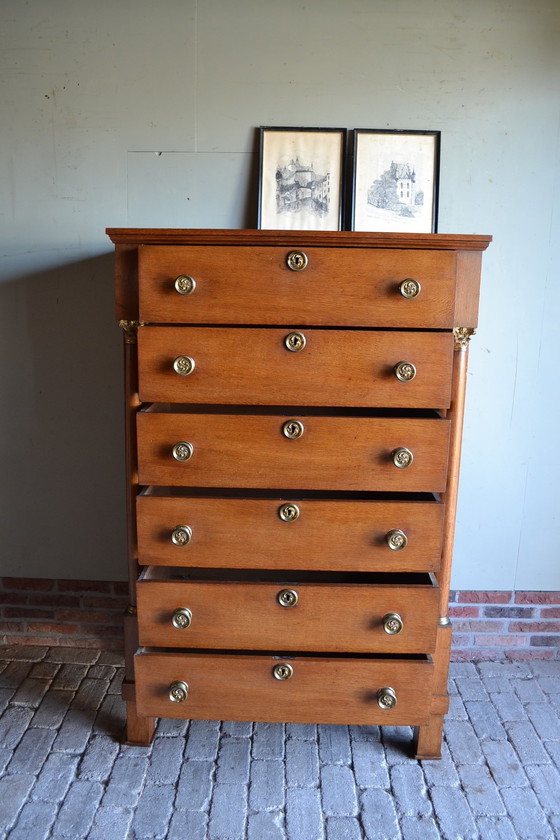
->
[0,647,558,840]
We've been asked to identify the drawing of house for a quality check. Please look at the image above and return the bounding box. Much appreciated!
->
[367,161,422,211]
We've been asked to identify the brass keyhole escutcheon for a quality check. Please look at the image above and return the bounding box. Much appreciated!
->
[285,331,306,352]
[385,529,408,551]
[382,612,404,635]
[392,447,413,469]
[286,251,308,271]
[377,686,397,709]
[171,525,192,546]
[172,442,194,462]
[399,278,421,299]
[283,420,304,440]
[171,607,192,630]
[173,355,196,376]
[273,663,294,681]
[393,361,416,382]
[279,503,300,522]
[169,680,189,703]
[277,589,298,607]
[174,275,196,296]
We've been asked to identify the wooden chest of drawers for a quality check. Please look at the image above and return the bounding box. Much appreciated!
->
[108,228,490,759]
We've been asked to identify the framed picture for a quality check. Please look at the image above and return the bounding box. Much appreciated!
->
[258,127,346,231]
[351,129,440,233]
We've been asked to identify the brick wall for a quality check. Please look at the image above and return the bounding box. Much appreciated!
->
[0,578,128,650]
[449,590,560,661]
[0,579,559,661]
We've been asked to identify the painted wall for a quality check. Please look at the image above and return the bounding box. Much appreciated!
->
[1,0,559,588]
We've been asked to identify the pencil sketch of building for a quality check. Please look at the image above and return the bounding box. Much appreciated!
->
[368,161,424,215]
[276,157,331,216]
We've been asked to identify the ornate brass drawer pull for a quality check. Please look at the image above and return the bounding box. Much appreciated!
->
[377,686,397,709]
[171,607,192,630]
[173,355,196,376]
[285,331,306,352]
[169,680,189,703]
[273,663,294,681]
[278,503,300,522]
[286,251,308,271]
[393,361,416,382]
[283,420,304,439]
[174,275,196,295]
[399,278,421,299]
[277,589,298,607]
[172,441,194,462]
[382,612,404,635]
[385,529,408,551]
[392,447,413,469]
[171,525,192,546]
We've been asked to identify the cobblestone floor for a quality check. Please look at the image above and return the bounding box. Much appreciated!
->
[0,647,558,840]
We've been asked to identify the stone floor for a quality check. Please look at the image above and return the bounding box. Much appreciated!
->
[0,647,558,840]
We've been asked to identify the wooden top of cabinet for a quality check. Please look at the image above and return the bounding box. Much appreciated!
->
[107,228,492,251]
[109,228,491,326]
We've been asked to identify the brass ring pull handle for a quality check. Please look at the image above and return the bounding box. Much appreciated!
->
[283,420,304,439]
[277,589,298,607]
[174,275,196,295]
[399,279,421,299]
[392,447,413,469]
[278,503,300,522]
[171,607,192,630]
[286,251,308,271]
[169,680,189,702]
[377,686,397,709]
[273,663,294,681]
[393,361,416,382]
[382,612,404,635]
[173,355,196,376]
[171,525,192,546]
[285,332,306,352]
[172,442,194,462]
[385,529,408,551]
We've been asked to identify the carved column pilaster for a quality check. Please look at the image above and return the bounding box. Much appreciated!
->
[453,327,476,351]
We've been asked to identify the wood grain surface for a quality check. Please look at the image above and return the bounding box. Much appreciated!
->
[136,494,444,573]
[108,227,491,250]
[136,574,439,653]
[134,650,435,725]
[137,327,454,408]
[137,245,457,328]
[136,412,450,492]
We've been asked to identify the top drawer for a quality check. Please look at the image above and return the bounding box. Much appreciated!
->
[138,245,457,328]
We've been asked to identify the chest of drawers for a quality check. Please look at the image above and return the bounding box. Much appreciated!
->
[108,228,490,759]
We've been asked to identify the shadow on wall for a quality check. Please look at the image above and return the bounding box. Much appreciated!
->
[0,253,127,581]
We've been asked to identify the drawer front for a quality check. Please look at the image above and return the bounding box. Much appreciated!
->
[138,245,456,328]
[137,327,453,409]
[136,412,450,492]
[136,495,444,573]
[134,651,435,725]
[136,578,439,653]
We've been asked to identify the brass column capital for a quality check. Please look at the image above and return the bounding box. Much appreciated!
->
[118,320,144,344]
[453,327,476,351]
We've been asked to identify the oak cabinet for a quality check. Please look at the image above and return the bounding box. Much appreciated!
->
[108,227,490,759]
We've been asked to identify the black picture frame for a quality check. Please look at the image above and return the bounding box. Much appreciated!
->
[257,126,346,231]
[350,129,440,233]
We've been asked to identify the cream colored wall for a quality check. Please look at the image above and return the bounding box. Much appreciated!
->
[1,0,559,588]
